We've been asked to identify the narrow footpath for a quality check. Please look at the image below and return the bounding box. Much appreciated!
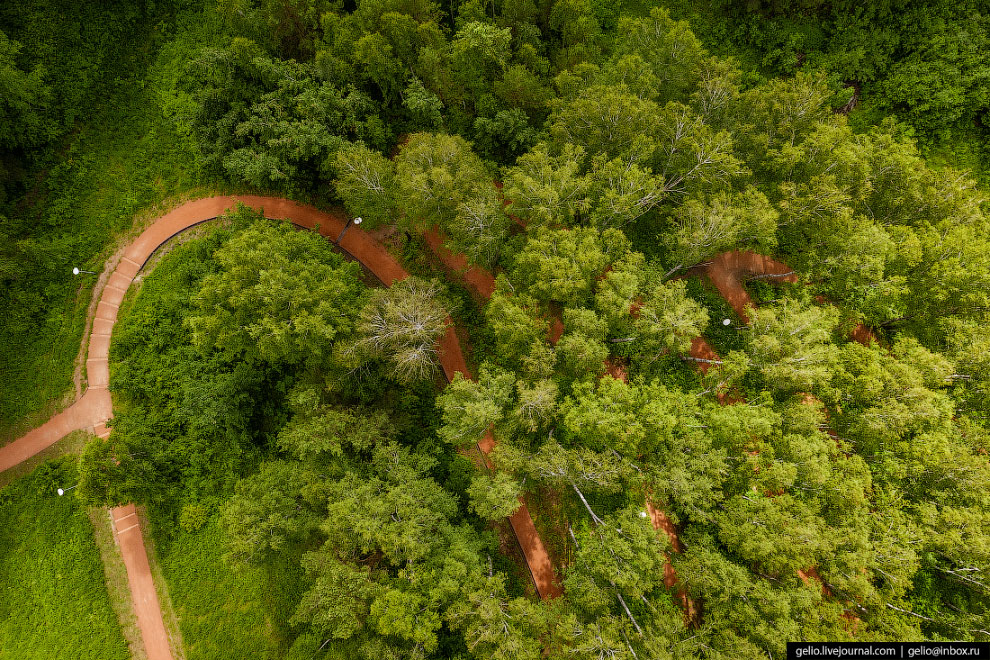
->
[672,249,873,624]
[0,197,876,647]
[0,195,561,660]
[111,504,172,660]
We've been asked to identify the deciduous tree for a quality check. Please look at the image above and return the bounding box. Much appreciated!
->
[334,142,397,229]
[348,277,449,382]
[187,211,365,367]
[745,298,839,392]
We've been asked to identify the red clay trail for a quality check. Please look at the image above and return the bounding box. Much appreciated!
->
[418,225,562,598]
[671,250,873,624]
[423,226,497,299]
[112,504,172,660]
[0,196,562,660]
[690,249,798,322]
[1,196,878,643]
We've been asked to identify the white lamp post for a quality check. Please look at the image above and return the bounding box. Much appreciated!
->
[72,267,96,275]
[722,318,731,326]
[57,485,78,496]
[335,216,362,243]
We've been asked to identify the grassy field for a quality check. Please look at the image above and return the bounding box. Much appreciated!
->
[148,505,307,660]
[0,5,225,443]
[0,459,129,660]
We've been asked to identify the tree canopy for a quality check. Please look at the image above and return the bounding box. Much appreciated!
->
[14,0,988,656]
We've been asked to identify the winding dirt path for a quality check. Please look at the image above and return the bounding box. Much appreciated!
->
[416,226,562,598]
[0,196,875,643]
[0,195,562,659]
[667,249,872,624]
[423,227,497,299]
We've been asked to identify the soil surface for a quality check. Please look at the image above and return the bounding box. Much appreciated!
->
[112,504,172,660]
[691,250,798,322]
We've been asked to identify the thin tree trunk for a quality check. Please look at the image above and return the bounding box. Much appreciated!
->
[682,356,723,365]
[571,481,606,526]
[748,271,795,281]
[621,627,640,659]
[612,583,643,635]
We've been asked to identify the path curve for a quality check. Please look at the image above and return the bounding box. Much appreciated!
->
[690,249,798,322]
[0,195,562,660]
[0,200,876,642]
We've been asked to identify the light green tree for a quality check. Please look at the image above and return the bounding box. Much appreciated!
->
[512,227,628,305]
[348,277,449,382]
[334,142,397,229]
[503,143,590,227]
[187,211,365,367]
[394,132,491,230]
[634,278,709,359]
[484,282,549,367]
[549,84,660,161]
[663,186,778,276]
[611,8,707,104]
[466,472,523,521]
[446,575,546,660]
[745,298,839,393]
[437,369,513,447]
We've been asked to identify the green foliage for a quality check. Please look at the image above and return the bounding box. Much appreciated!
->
[512,227,628,306]
[565,505,670,611]
[503,143,589,228]
[188,209,366,367]
[180,501,210,533]
[446,575,547,660]
[438,369,513,447]
[334,142,397,229]
[663,186,778,273]
[346,276,450,383]
[634,278,709,358]
[77,436,130,507]
[468,473,522,524]
[94,214,363,505]
[394,133,511,267]
[99,223,267,503]
[8,0,990,654]
[662,0,990,180]
[185,40,386,191]
[0,30,52,150]
[222,460,320,563]
[0,0,159,156]
[611,8,707,104]
[0,3,216,437]
[0,461,129,659]
[745,298,840,393]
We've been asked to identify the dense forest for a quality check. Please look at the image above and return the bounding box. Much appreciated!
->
[1,0,989,659]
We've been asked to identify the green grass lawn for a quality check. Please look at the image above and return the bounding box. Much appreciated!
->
[148,505,308,660]
[0,459,129,660]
